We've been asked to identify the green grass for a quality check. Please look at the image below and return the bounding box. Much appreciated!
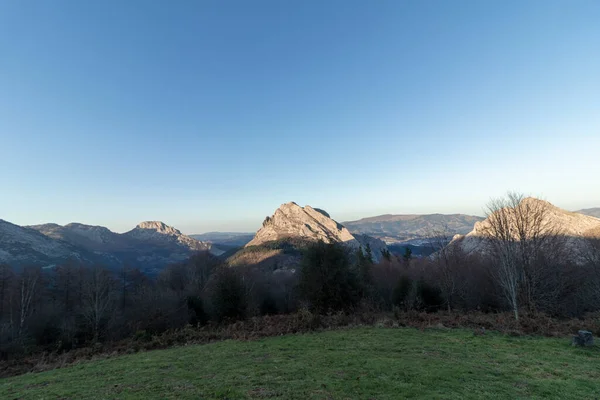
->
[2,327,599,399]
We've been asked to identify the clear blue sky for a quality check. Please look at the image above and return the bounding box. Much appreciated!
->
[1,1,599,234]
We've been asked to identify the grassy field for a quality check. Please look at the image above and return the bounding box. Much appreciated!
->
[1,327,599,399]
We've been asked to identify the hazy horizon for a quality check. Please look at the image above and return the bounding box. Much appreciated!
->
[2,1,599,233]
[3,197,599,236]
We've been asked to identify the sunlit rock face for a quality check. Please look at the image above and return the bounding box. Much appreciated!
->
[246,202,387,261]
[450,197,600,263]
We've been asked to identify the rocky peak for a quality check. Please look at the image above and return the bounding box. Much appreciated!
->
[452,197,600,261]
[246,202,388,261]
[467,197,600,239]
[134,221,182,236]
[248,203,356,247]
[124,221,211,254]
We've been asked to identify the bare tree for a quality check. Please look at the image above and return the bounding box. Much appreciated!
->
[187,252,220,294]
[17,266,42,336]
[80,266,116,341]
[481,192,565,320]
[583,234,600,303]
[54,262,82,315]
[426,227,465,311]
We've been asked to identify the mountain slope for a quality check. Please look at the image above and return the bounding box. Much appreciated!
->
[121,221,218,269]
[247,202,357,247]
[124,221,210,252]
[343,213,484,244]
[22,221,214,272]
[231,202,387,269]
[29,223,128,252]
[452,198,600,261]
[0,220,93,268]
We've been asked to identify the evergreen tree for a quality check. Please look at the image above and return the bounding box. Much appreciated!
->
[381,248,392,262]
[208,268,246,322]
[355,247,374,298]
[364,243,374,262]
[393,275,412,308]
[299,241,360,313]
[403,247,413,263]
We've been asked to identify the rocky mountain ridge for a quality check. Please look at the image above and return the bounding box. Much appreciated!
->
[0,219,88,267]
[124,221,212,253]
[451,198,600,261]
[247,203,356,247]
[1,219,214,272]
[244,202,387,261]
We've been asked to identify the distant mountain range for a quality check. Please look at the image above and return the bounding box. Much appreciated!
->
[343,207,600,247]
[3,204,597,273]
[578,208,600,218]
[0,219,216,273]
[190,232,254,248]
[342,214,485,245]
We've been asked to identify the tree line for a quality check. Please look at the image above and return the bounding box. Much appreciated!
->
[1,193,599,360]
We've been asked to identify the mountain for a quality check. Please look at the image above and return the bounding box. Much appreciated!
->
[230,202,387,270]
[577,208,600,218]
[246,203,357,247]
[20,221,215,273]
[29,222,127,252]
[120,221,217,268]
[0,219,101,268]
[190,232,254,247]
[452,198,600,262]
[123,221,210,252]
[343,213,484,245]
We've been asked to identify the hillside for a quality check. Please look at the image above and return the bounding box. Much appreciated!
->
[343,213,484,245]
[2,328,598,399]
[0,219,94,268]
[1,220,214,272]
[452,198,600,261]
[29,222,131,252]
[231,202,387,269]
